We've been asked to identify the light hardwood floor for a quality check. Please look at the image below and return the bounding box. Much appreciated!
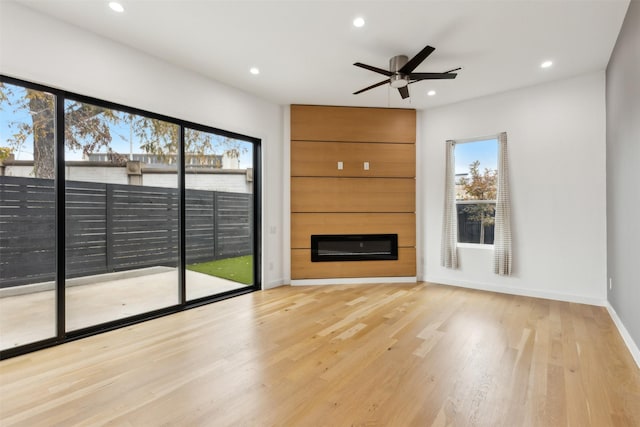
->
[1,283,639,426]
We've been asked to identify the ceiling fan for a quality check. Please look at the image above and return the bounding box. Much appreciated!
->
[353,45,461,99]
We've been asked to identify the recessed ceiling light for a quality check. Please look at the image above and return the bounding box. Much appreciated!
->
[108,2,124,13]
[541,60,553,69]
[353,17,365,28]
[427,90,436,96]
[249,67,260,75]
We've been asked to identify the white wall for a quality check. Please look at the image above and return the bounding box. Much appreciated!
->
[0,2,285,288]
[421,72,607,305]
[606,0,640,364]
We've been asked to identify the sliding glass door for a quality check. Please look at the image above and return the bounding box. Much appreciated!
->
[0,76,260,358]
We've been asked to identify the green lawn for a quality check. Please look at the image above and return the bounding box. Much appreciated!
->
[187,255,253,285]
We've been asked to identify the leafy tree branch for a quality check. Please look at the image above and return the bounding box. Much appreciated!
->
[457,160,497,244]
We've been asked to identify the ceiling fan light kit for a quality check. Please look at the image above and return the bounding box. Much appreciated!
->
[390,74,409,88]
[353,45,460,99]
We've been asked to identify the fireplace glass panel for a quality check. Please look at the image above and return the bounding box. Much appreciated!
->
[311,234,398,262]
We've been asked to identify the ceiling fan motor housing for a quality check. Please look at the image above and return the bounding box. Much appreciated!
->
[389,55,409,88]
[390,55,409,72]
[352,46,458,98]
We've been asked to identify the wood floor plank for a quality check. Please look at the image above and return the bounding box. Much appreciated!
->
[1,283,639,426]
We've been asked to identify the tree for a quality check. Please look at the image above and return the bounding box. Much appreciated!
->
[1,83,128,178]
[0,147,12,162]
[457,160,497,244]
[127,115,237,168]
[0,82,246,178]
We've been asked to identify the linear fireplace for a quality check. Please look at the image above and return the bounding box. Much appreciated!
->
[311,234,398,262]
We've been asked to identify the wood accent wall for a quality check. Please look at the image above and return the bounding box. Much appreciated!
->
[291,105,416,280]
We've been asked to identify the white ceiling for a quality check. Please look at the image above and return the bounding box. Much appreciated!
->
[16,0,630,110]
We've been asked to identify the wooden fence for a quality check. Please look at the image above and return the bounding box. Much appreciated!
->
[0,176,252,288]
[456,203,495,245]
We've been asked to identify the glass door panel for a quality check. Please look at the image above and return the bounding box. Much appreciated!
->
[0,83,57,349]
[184,129,254,301]
[64,101,180,331]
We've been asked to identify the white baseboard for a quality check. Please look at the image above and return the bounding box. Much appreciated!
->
[425,276,606,307]
[290,277,417,286]
[606,302,640,369]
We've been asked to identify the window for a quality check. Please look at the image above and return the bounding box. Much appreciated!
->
[455,138,498,245]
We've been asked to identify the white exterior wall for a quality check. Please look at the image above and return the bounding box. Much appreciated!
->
[142,172,251,193]
[420,72,607,305]
[183,173,250,193]
[65,166,128,185]
[2,165,36,178]
[0,2,284,288]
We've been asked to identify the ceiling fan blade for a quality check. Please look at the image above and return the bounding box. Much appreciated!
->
[398,86,410,99]
[408,72,457,80]
[353,79,391,95]
[399,45,435,74]
[444,67,462,74]
[354,62,393,76]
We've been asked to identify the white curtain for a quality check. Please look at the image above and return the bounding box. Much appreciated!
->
[494,132,512,275]
[441,140,458,269]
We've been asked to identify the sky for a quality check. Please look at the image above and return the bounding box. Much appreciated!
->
[0,82,253,169]
[0,84,35,160]
[454,138,498,175]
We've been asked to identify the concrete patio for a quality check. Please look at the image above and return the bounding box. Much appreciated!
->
[0,268,250,350]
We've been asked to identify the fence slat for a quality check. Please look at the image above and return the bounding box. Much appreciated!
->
[1,176,252,288]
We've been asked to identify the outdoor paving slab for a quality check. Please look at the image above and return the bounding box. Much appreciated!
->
[0,269,248,350]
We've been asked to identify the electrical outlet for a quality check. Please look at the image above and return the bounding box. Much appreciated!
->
[337,161,343,170]
[363,161,370,170]
[609,277,613,290]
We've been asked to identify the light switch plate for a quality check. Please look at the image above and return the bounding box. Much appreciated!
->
[337,161,343,170]
[364,161,370,170]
